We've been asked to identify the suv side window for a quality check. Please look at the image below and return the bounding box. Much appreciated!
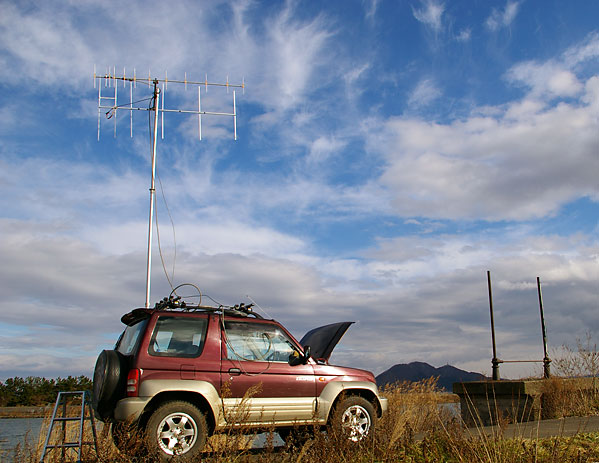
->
[224,321,297,362]
[149,316,208,358]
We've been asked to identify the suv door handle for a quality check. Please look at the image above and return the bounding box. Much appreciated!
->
[228,368,241,376]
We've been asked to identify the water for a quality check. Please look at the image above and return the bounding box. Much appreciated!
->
[0,417,45,456]
[440,402,460,417]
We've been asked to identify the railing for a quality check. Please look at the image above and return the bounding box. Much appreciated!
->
[487,271,551,380]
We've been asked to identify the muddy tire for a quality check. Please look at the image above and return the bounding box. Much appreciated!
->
[145,401,208,460]
[330,396,376,442]
[92,349,127,420]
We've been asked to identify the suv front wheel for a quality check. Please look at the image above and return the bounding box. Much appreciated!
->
[331,396,376,442]
[145,401,208,459]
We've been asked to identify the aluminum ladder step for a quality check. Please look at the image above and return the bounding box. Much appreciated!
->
[39,390,99,463]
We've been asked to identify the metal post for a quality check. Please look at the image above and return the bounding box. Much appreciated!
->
[145,80,160,308]
[61,396,67,461]
[488,271,501,380]
[78,393,85,461]
[233,90,237,140]
[537,277,551,378]
[95,71,243,308]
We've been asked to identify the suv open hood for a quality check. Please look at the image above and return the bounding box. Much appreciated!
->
[299,321,354,361]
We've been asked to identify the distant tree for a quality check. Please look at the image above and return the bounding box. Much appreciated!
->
[0,376,93,406]
[5,377,33,406]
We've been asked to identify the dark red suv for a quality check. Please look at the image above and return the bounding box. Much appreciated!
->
[93,294,387,459]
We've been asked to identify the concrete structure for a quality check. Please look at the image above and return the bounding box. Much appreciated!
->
[467,415,599,439]
[453,378,598,427]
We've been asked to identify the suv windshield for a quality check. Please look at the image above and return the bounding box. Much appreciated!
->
[116,319,148,355]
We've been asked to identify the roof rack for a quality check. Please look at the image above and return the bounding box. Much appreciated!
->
[153,295,262,319]
[121,283,264,325]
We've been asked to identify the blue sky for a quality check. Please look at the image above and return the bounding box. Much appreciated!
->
[0,0,597,380]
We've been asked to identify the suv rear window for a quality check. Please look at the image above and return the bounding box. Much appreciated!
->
[116,319,148,355]
[149,316,208,358]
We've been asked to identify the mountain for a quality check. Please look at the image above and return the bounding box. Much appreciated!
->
[376,361,486,391]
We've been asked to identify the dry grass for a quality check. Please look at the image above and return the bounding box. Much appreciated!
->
[543,332,599,419]
[541,377,599,419]
[553,333,599,379]
[7,377,599,462]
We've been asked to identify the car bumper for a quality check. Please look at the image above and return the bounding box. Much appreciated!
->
[114,397,151,422]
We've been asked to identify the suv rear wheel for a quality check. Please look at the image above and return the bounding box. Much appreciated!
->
[331,396,375,442]
[145,401,207,459]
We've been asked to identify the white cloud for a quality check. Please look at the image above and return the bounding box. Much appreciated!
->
[0,0,335,122]
[507,33,599,99]
[563,32,599,68]
[456,28,471,42]
[369,73,599,221]
[341,234,597,376]
[0,152,311,259]
[363,0,380,21]
[247,4,334,114]
[486,1,520,31]
[0,102,22,135]
[583,76,599,110]
[0,354,97,379]
[0,146,390,274]
[508,62,583,99]
[408,78,442,108]
[82,217,307,260]
[0,155,147,225]
[1,215,596,379]
[306,136,347,164]
[0,3,93,87]
[412,0,445,32]
[0,1,224,89]
[177,221,306,257]
[343,62,372,103]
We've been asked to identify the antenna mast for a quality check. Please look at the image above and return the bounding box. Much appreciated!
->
[94,67,244,308]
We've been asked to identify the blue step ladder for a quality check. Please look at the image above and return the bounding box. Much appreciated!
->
[39,391,99,462]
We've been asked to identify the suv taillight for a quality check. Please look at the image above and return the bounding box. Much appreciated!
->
[127,369,140,397]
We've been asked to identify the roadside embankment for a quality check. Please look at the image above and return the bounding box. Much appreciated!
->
[0,406,51,419]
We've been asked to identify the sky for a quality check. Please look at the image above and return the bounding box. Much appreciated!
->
[0,0,597,381]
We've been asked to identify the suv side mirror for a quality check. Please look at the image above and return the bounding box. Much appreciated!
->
[289,346,311,366]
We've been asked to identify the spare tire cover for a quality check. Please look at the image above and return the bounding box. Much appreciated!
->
[92,349,127,420]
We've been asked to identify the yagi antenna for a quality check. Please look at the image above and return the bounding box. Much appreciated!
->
[94,67,243,141]
[93,66,245,308]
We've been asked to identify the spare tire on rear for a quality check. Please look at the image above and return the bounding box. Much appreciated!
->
[93,349,127,420]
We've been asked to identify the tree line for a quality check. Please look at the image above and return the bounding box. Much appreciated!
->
[0,376,92,407]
